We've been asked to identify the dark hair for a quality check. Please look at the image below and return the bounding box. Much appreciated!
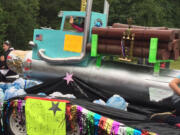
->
[3,40,11,47]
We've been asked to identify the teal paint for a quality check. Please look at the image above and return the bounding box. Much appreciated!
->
[89,12,107,42]
[60,11,107,41]
[60,11,86,31]
[32,11,107,66]
[32,30,83,60]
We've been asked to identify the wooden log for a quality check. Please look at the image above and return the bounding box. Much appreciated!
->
[174,30,180,39]
[168,39,180,51]
[171,40,180,60]
[87,44,172,60]
[112,23,168,30]
[98,38,173,50]
[92,27,175,42]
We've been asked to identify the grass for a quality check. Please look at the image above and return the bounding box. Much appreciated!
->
[170,57,180,70]
[105,56,180,70]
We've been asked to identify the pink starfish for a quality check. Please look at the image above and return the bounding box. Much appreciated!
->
[63,73,74,85]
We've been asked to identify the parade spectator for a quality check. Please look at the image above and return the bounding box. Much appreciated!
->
[150,76,180,128]
[2,41,17,77]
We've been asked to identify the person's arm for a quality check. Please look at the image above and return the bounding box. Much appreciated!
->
[71,23,84,32]
[69,16,84,32]
[169,78,180,96]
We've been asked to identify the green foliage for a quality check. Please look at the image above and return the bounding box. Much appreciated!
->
[0,0,179,50]
[1,0,39,50]
[108,0,180,27]
[0,4,7,44]
[170,57,180,70]
[38,0,80,29]
[0,4,7,54]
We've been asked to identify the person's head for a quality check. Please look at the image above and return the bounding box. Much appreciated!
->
[95,19,103,27]
[3,40,11,52]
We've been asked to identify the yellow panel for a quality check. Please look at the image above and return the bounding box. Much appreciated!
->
[64,34,83,53]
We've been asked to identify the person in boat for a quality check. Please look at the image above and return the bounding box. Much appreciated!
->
[69,16,84,32]
[151,76,180,128]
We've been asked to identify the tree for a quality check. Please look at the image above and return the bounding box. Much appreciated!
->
[172,1,180,28]
[0,4,7,44]
[108,0,180,28]
[1,0,39,50]
[38,0,80,29]
[0,3,7,54]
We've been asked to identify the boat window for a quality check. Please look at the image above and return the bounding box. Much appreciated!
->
[63,16,84,32]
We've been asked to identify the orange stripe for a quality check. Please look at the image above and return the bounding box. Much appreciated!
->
[25,96,70,103]
[98,116,108,133]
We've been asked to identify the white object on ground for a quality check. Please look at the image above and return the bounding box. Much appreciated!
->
[93,99,106,105]
[49,92,76,99]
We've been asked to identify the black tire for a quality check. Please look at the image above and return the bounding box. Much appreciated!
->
[7,108,26,135]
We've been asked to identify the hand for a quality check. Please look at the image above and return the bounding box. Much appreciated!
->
[69,16,74,24]
[0,55,5,61]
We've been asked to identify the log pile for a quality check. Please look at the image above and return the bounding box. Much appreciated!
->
[91,24,180,60]
[112,23,168,30]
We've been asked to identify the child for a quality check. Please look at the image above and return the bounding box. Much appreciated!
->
[69,16,84,32]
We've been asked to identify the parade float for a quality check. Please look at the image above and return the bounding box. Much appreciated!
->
[1,0,180,134]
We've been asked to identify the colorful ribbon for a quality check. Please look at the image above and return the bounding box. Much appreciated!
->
[111,121,120,135]
[82,108,88,134]
[77,106,83,134]
[69,105,77,131]
[94,113,101,135]
[104,118,114,134]
[87,111,95,135]
[98,116,108,134]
